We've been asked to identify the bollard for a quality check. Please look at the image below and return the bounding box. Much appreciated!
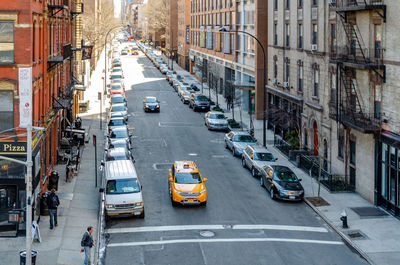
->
[340,210,349,229]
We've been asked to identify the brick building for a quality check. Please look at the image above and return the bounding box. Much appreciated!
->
[0,0,83,232]
[177,0,191,70]
[166,0,178,67]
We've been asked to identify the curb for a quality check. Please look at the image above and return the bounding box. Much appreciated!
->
[304,198,375,265]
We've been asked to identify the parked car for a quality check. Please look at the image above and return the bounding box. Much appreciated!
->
[160,65,168,74]
[109,111,127,122]
[177,84,191,97]
[110,94,127,107]
[189,94,210,111]
[108,117,127,131]
[107,138,132,151]
[260,165,304,201]
[121,50,128,55]
[143,96,160,112]
[224,131,257,156]
[105,147,133,161]
[112,61,121,68]
[110,73,123,81]
[204,112,229,131]
[241,146,278,177]
[166,71,177,81]
[110,103,128,120]
[108,126,132,144]
[181,91,192,104]
[109,84,125,95]
[111,67,123,74]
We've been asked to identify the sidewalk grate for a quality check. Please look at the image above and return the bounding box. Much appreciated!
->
[345,230,368,240]
[350,207,388,218]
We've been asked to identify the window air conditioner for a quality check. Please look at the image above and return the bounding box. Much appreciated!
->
[311,44,318,51]
[283,82,290,88]
[272,78,278,84]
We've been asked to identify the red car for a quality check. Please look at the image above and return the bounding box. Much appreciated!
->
[110,84,125,95]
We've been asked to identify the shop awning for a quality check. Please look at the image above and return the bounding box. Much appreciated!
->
[266,85,303,103]
[233,81,255,91]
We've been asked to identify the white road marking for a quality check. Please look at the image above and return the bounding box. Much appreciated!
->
[188,153,198,156]
[211,155,228,158]
[107,237,343,248]
[106,224,328,234]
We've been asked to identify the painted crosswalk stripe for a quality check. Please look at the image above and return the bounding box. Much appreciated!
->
[107,237,343,248]
[106,224,328,234]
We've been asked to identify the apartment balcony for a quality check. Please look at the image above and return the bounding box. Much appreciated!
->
[338,107,381,133]
[331,0,386,14]
[330,45,385,71]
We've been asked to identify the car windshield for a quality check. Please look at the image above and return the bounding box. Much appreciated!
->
[175,172,202,184]
[106,153,128,161]
[274,170,298,182]
[195,96,208,102]
[233,135,255,142]
[109,119,126,126]
[111,97,124,104]
[112,105,126,112]
[111,75,122,79]
[110,129,128,138]
[106,178,140,194]
[111,85,121,90]
[109,142,128,149]
[146,98,157,103]
[209,114,225,119]
[255,152,275,161]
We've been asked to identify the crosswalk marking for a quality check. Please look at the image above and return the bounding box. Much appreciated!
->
[107,237,343,248]
[106,224,328,234]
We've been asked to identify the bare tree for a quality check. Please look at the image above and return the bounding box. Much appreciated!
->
[142,0,166,30]
[82,0,120,68]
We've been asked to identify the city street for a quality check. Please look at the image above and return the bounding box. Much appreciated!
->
[103,51,368,265]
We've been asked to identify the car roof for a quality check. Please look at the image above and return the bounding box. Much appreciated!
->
[108,147,128,155]
[271,165,292,172]
[145,96,157,100]
[104,160,137,180]
[250,146,269,152]
[174,161,198,172]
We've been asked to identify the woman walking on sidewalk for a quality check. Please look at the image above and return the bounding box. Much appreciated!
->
[81,226,94,265]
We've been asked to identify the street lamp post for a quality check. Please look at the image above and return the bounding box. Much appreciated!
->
[219,28,267,147]
[103,25,130,130]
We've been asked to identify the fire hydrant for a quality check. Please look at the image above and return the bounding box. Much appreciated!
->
[340,210,348,229]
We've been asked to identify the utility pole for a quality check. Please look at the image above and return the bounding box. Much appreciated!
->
[25,125,33,265]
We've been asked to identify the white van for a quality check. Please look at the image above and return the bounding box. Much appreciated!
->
[103,160,144,219]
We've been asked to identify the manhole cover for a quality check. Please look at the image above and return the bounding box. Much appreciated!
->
[350,207,388,217]
[200,231,215,238]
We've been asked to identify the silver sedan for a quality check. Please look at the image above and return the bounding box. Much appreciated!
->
[204,111,229,131]
[241,145,278,177]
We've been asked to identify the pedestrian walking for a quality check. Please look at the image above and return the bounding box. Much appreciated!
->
[81,226,94,265]
[46,189,60,229]
[226,95,232,111]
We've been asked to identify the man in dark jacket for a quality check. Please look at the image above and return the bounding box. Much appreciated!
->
[81,226,94,265]
[46,189,60,229]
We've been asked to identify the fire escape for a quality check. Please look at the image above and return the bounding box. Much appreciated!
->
[329,0,386,133]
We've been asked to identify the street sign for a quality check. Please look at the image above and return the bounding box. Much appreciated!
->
[93,135,96,147]
[19,67,32,127]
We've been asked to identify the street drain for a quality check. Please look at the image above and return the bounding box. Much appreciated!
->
[346,230,367,240]
[200,231,215,238]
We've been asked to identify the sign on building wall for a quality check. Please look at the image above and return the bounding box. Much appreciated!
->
[214,26,220,52]
[186,26,190,44]
[18,67,32,127]
[224,32,230,54]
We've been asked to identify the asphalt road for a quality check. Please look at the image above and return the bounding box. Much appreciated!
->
[104,50,368,265]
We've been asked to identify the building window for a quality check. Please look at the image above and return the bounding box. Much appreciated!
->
[0,90,14,131]
[32,20,36,62]
[298,63,303,92]
[312,0,318,6]
[374,83,382,119]
[338,130,344,159]
[273,58,278,78]
[0,21,14,63]
[285,23,290,47]
[274,0,278,10]
[330,72,336,102]
[273,23,278,46]
[312,24,318,45]
[330,24,336,53]
[374,23,382,59]
[285,58,290,83]
[298,23,303,49]
[286,0,290,9]
[298,0,303,8]
[350,139,356,166]
[313,68,319,97]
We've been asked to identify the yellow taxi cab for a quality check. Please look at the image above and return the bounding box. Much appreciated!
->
[131,47,139,55]
[169,161,207,206]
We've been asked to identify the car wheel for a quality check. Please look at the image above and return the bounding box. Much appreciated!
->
[232,148,236,157]
[241,158,246,168]
[138,209,145,219]
[260,176,264,187]
[225,141,229,149]
[171,198,178,207]
[202,201,207,207]
[270,188,276,200]
[251,167,257,178]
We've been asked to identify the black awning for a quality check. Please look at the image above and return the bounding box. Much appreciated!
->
[53,98,73,110]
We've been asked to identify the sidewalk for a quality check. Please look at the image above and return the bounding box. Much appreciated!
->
[0,53,105,265]
[160,53,400,265]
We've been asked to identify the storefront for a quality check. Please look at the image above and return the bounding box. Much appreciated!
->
[0,138,42,232]
[376,131,400,217]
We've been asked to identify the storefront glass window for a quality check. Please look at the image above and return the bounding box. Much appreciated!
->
[390,146,396,167]
[381,163,387,199]
[383,143,388,162]
[389,167,397,204]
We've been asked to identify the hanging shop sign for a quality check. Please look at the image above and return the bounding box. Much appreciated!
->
[19,67,32,127]
[0,141,27,155]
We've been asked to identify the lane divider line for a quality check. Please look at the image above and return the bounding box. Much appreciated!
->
[106,224,328,234]
[107,237,343,248]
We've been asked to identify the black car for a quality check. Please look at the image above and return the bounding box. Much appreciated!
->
[105,147,133,161]
[260,165,304,201]
[143,96,160,112]
[189,94,210,111]
[108,117,127,131]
